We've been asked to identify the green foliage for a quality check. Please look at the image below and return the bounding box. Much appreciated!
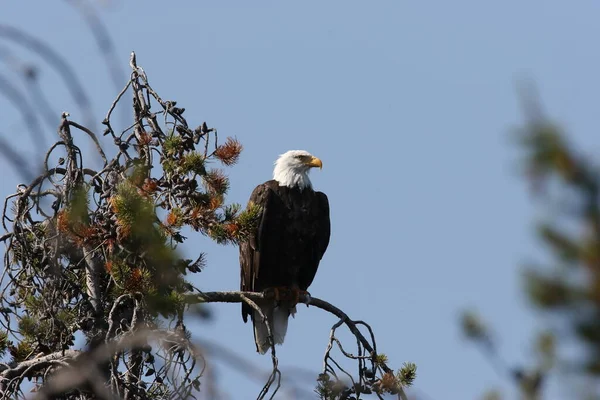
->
[397,362,417,387]
[207,224,229,244]
[166,207,184,228]
[535,330,556,371]
[203,169,230,195]
[314,373,346,400]
[0,331,8,358]
[523,269,576,308]
[482,389,502,400]
[460,310,489,342]
[111,180,156,238]
[18,315,41,338]
[232,203,262,241]
[238,203,261,225]
[162,133,183,157]
[223,203,241,220]
[537,223,581,263]
[8,341,34,363]
[181,152,206,175]
[374,353,388,365]
[162,159,176,175]
[69,185,91,226]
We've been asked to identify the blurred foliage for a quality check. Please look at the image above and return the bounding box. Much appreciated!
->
[461,95,600,399]
[518,113,600,396]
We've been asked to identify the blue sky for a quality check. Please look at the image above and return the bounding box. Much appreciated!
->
[2,1,600,399]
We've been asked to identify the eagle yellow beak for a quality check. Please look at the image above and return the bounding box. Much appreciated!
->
[306,156,323,169]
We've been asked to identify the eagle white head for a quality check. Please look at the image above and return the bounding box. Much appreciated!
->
[273,150,323,190]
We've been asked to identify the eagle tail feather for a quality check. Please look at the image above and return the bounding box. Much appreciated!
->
[272,305,292,344]
[253,305,292,355]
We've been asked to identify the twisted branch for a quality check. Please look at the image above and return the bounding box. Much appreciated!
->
[191,291,409,400]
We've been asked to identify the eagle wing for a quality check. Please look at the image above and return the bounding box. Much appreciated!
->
[298,190,331,290]
[240,181,281,322]
[315,191,331,261]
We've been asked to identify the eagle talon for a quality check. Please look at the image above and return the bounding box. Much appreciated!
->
[299,290,311,305]
[263,287,290,303]
[303,291,312,306]
[289,289,311,308]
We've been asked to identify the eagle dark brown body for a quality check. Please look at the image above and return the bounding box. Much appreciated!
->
[239,178,330,353]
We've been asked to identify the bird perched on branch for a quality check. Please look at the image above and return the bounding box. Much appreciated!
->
[240,150,331,354]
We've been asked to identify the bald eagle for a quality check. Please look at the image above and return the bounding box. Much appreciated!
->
[239,150,331,354]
